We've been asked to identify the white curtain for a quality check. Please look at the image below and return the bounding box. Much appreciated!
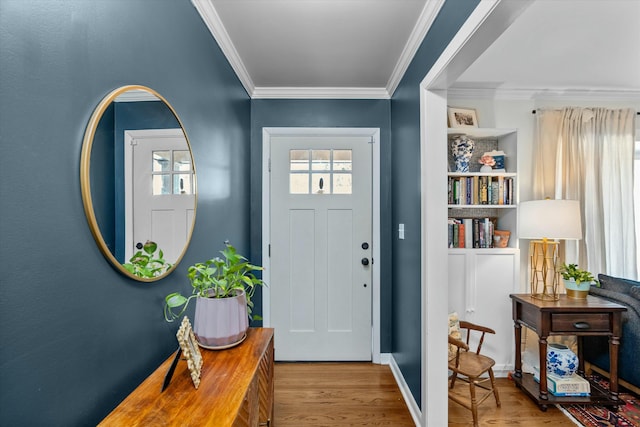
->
[533,107,637,279]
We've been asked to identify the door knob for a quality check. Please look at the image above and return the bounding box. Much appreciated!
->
[136,242,143,250]
[361,258,370,266]
[361,242,369,250]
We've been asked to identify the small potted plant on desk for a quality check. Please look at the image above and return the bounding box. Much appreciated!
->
[164,241,265,349]
[559,263,598,299]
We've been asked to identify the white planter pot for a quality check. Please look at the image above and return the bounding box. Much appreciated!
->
[193,290,249,349]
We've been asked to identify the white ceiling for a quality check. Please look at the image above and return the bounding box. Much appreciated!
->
[452,0,640,97]
[194,0,640,99]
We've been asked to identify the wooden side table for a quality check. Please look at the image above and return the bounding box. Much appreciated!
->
[510,294,626,411]
[99,327,274,426]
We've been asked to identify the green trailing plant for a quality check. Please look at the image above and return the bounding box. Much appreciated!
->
[164,241,266,322]
[123,240,172,278]
[559,263,598,286]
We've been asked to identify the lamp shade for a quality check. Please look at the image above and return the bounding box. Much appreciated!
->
[518,199,582,240]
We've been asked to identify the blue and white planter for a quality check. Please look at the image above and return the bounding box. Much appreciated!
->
[451,135,475,172]
[547,343,578,377]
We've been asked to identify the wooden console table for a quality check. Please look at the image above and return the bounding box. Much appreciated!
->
[510,294,626,411]
[99,327,274,426]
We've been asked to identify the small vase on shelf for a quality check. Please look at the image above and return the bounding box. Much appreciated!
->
[451,135,474,172]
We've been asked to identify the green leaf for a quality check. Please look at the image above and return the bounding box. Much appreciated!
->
[165,293,187,308]
[143,240,157,255]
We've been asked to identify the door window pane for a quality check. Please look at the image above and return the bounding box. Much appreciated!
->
[174,174,193,195]
[290,150,309,171]
[334,173,352,194]
[153,174,171,195]
[312,173,330,194]
[333,150,352,171]
[290,174,309,194]
[153,151,171,172]
[312,150,331,171]
[173,151,192,171]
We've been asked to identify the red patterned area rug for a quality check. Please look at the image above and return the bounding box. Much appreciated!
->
[558,375,640,427]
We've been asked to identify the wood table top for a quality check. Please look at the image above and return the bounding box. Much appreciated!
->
[99,327,274,427]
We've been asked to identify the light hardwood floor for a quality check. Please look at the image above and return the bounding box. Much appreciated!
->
[274,362,577,426]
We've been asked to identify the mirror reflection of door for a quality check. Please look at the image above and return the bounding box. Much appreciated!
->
[124,129,195,264]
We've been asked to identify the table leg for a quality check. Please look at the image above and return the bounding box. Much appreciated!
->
[514,322,522,379]
[538,335,548,401]
[609,334,620,402]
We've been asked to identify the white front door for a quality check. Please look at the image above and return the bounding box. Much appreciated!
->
[125,129,195,264]
[270,134,373,361]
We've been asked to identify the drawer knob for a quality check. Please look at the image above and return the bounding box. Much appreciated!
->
[573,321,591,329]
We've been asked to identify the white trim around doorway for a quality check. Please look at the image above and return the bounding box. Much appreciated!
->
[418,0,532,425]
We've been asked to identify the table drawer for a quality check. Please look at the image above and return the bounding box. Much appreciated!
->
[551,313,610,332]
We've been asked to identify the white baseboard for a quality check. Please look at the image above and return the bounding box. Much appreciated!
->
[493,363,514,378]
[379,352,391,365]
[385,353,421,426]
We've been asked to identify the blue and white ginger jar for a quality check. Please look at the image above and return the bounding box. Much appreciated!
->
[546,343,578,377]
[451,136,475,172]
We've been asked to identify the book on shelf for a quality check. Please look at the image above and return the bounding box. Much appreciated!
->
[533,368,591,396]
[448,217,496,249]
[448,176,514,206]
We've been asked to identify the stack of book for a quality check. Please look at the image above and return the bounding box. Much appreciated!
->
[448,176,515,206]
[448,217,497,249]
[532,368,591,397]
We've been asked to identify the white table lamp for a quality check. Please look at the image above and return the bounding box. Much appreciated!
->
[518,199,582,300]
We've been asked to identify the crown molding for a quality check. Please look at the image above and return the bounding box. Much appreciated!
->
[114,89,160,102]
[386,0,445,97]
[447,87,640,101]
[252,87,390,100]
[192,0,443,100]
[191,0,255,96]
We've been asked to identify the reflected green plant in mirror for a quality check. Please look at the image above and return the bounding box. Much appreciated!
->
[123,240,173,278]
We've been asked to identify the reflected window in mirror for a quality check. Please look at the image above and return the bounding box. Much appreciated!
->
[152,150,194,196]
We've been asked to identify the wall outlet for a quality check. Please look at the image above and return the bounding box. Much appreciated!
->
[399,223,405,240]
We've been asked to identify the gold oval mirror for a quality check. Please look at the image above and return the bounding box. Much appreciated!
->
[80,85,197,282]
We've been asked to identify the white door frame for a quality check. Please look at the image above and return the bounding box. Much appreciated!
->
[418,1,533,425]
[262,127,382,363]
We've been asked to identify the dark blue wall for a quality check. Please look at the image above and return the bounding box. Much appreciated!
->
[390,0,480,405]
[0,1,250,425]
[0,0,482,423]
[250,99,393,348]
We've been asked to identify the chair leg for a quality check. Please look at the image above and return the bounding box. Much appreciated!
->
[488,368,501,407]
[450,372,458,389]
[469,377,479,427]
